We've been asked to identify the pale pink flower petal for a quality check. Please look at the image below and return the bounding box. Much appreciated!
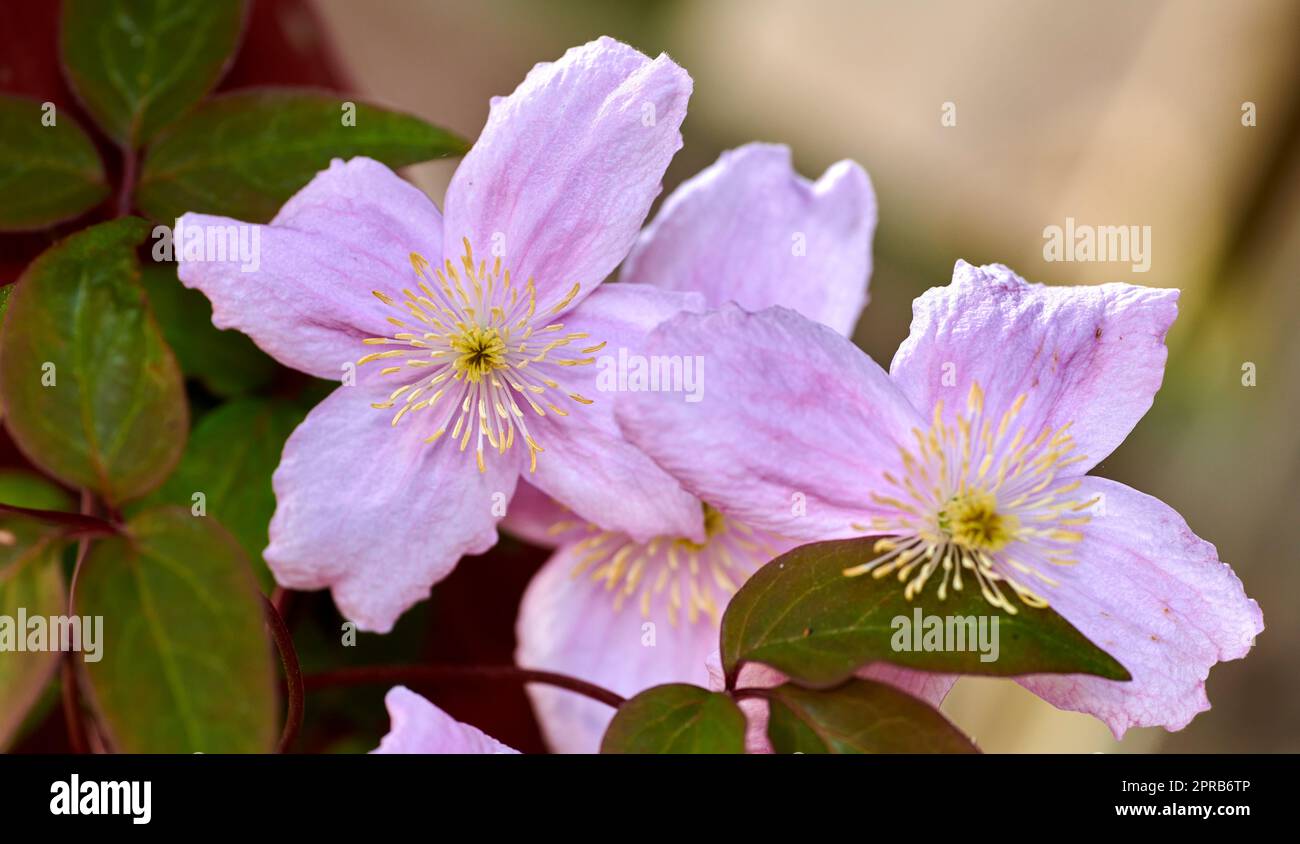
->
[517,545,716,753]
[442,36,691,309]
[373,687,518,754]
[266,382,523,633]
[623,143,876,337]
[1016,477,1263,737]
[177,39,699,634]
[499,480,575,549]
[616,305,923,541]
[858,664,959,707]
[527,284,707,542]
[176,158,443,380]
[636,266,1256,739]
[890,261,1179,474]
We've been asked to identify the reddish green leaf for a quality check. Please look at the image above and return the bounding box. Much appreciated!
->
[137,89,468,223]
[0,219,188,506]
[721,537,1130,688]
[764,679,978,754]
[0,94,109,231]
[601,684,747,754]
[0,471,74,750]
[76,506,277,753]
[60,0,248,146]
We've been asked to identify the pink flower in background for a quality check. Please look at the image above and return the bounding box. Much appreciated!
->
[177,38,704,632]
[618,261,1263,737]
[372,687,517,754]
[508,143,895,753]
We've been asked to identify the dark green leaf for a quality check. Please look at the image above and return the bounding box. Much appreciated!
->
[133,397,305,590]
[721,537,1130,688]
[0,95,110,231]
[60,0,248,146]
[764,679,978,754]
[137,88,469,223]
[0,218,188,506]
[601,684,746,754]
[140,262,277,396]
[0,471,74,750]
[76,506,277,752]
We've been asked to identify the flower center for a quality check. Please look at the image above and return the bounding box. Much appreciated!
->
[941,490,1017,551]
[844,381,1097,614]
[551,504,788,626]
[450,326,507,382]
[357,238,603,473]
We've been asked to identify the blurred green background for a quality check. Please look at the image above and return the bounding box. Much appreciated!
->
[294,0,1298,752]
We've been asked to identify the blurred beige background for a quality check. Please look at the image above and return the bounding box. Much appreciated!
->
[303,0,1299,752]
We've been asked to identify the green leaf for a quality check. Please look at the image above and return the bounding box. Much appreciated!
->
[601,684,747,754]
[133,397,305,591]
[0,218,188,507]
[59,0,248,147]
[137,88,469,223]
[764,679,978,754]
[139,262,276,396]
[76,506,277,752]
[720,537,1130,688]
[0,95,110,231]
[0,471,74,750]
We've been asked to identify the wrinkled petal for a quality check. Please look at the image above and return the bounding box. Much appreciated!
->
[616,305,924,541]
[527,283,707,542]
[177,158,443,380]
[623,143,876,337]
[443,37,691,309]
[517,544,716,753]
[266,382,523,633]
[890,262,1179,473]
[703,652,954,753]
[858,663,958,707]
[373,686,518,754]
[1018,477,1263,736]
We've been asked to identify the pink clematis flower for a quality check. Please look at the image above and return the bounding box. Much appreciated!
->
[507,143,937,753]
[176,38,705,631]
[618,261,1264,738]
[372,686,517,754]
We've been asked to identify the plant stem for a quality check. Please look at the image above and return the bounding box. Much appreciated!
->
[262,596,304,753]
[61,489,98,753]
[60,657,88,754]
[116,146,137,218]
[731,687,775,701]
[0,502,122,537]
[304,664,626,709]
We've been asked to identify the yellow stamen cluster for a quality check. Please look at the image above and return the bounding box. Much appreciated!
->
[358,238,603,473]
[844,381,1097,614]
[552,505,787,626]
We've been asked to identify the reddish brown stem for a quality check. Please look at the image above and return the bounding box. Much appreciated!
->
[116,146,137,218]
[304,664,626,709]
[0,502,121,537]
[262,596,304,753]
